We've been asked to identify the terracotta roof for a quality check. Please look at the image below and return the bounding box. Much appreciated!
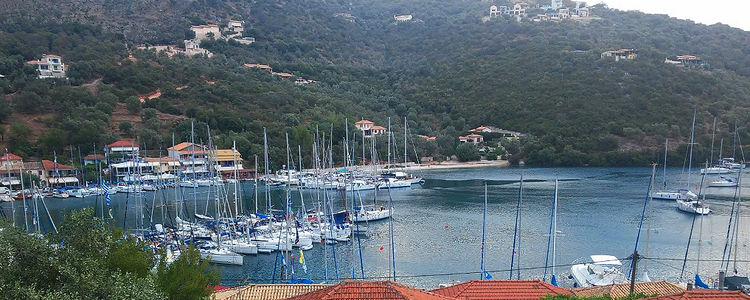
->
[44,54,61,58]
[278,72,294,77]
[144,157,179,162]
[355,120,374,125]
[0,153,23,161]
[431,280,571,300]
[41,160,75,171]
[191,24,219,29]
[82,154,105,160]
[168,142,194,151]
[644,290,750,300]
[286,280,454,300]
[215,284,330,300]
[107,140,139,148]
[371,125,386,130]
[574,281,685,298]
[178,150,207,155]
[244,63,273,69]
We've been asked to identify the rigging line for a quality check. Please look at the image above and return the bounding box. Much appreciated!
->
[628,164,655,279]
[509,173,523,280]
[680,161,707,280]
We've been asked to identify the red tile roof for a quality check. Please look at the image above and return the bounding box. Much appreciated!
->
[168,142,194,151]
[573,280,685,298]
[644,290,750,300]
[82,154,105,160]
[41,160,75,171]
[191,24,219,29]
[107,140,139,148]
[371,125,387,130]
[0,153,23,161]
[355,120,374,125]
[285,280,454,300]
[430,280,571,300]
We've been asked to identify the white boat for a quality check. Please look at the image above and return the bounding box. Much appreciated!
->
[224,239,258,255]
[651,189,697,201]
[345,180,377,191]
[570,255,628,288]
[718,158,745,170]
[52,191,70,198]
[677,199,710,215]
[67,188,88,198]
[380,178,411,189]
[700,167,731,175]
[709,177,738,188]
[200,247,243,265]
[352,205,392,222]
[179,180,198,188]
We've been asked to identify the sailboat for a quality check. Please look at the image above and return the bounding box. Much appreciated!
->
[543,180,559,286]
[708,176,738,188]
[677,111,710,215]
[652,139,698,201]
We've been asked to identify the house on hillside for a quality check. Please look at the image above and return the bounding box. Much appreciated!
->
[191,24,221,41]
[665,55,705,67]
[42,160,79,187]
[27,54,67,79]
[244,63,273,72]
[184,39,214,57]
[469,125,524,139]
[601,49,638,61]
[459,134,484,145]
[489,5,508,17]
[110,160,155,182]
[225,20,244,39]
[354,120,387,137]
[105,140,139,163]
[417,135,437,141]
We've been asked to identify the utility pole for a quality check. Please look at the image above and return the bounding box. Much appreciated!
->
[629,250,639,295]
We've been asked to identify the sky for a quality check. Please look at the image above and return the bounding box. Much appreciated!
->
[600,0,750,31]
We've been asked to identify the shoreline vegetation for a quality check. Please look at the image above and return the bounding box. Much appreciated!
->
[406,159,510,171]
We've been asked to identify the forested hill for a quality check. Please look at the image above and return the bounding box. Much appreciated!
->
[1,0,749,167]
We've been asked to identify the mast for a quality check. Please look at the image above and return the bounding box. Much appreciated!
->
[387,118,391,172]
[191,121,197,220]
[263,128,270,213]
[232,140,239,217]
[551,180,558,283]
[4,149,15,228]
[710,117,717,163]
[686,108,696,189]
[480,182,488,280]
[662,139,668,190]
[254,154,258,214]
[509,174,523,280]
[404,117,407,169]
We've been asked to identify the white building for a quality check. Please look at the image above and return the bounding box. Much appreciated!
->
[489,5,509,17]
[551,0,564,9]
[191,24,221,41]
[27,54,67,79]
[105,140,140,163]
[184,39,213,57]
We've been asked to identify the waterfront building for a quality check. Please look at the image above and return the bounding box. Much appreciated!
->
[105,140,140,163]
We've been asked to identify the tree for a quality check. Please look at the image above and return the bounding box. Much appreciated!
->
[125,96,141,114]
[13,92,43,113]
[156,246,219,300]
[119,121,133,136]
[455,143,480,162]
[8,123,31,155]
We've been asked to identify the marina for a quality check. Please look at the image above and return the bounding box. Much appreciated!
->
[3,166,748,289]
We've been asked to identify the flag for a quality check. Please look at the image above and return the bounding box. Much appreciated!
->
[105,188,113,219]
[485,272,493,280]
[551,274,558,287]
[299,250,307,273]
[281,254,286,267]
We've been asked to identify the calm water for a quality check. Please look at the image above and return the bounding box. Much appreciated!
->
[3,167,749,289]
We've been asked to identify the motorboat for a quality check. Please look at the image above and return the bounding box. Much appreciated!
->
[709,177,738,188]
[677,199,710,215]
[718,158,745,170]
[651,189,697,201]
[344,180,377,191]
[380,177,411,189]
[700,167,731,175]
[570,255,627,288]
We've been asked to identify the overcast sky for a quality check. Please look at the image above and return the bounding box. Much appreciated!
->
[600,0,750,31]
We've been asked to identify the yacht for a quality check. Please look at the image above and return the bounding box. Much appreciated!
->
[652,189,697,201]
[198,242,243,265]
[677,199,711,215]
[570,255,627,288]
[352,205,392,222]
[708,177,738,188]
[700,166,731,175]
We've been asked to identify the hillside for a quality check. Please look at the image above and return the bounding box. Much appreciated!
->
[1,0,749,167]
